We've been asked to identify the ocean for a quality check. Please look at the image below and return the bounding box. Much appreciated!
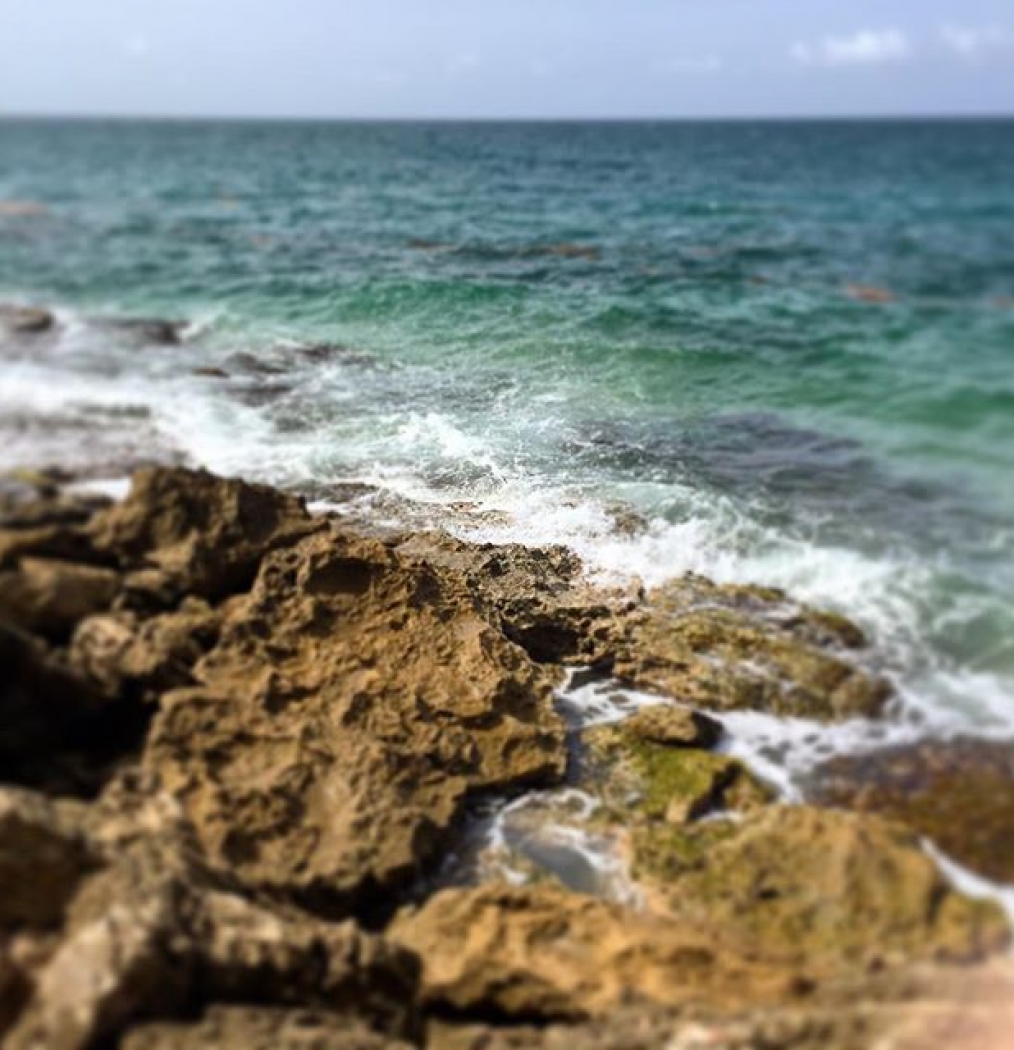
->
[1,117,1013,754]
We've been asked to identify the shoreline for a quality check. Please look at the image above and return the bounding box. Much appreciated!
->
[2,464,1013,1048]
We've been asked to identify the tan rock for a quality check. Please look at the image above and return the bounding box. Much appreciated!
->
[622,704,722,749]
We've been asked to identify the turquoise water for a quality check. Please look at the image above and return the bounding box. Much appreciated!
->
[1,118,1013,734]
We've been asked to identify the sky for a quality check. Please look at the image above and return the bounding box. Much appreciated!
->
[1,0,1013,119]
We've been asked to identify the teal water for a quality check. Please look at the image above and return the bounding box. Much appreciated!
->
[1,118,1013,735]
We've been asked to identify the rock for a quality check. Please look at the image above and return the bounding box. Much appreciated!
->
[121,1007,415,1050]
[3,777,420,1050]
[0,305,54,334]
[192,366,229,378]
[637,806,1009,975]
[395,533,632,666]
[0,788,95,928]
[525,243,600,262]
[806,737,1014,883]
[614,575,890,720]
[143,526,565,910]
[585,722,770,826]
[0,622,143,796]
[105,318,187,345]
[622,704,723,749]
[391,883,795,1022]
[89,467,322,599]
[69,599,219,699]
[0,557,120,640]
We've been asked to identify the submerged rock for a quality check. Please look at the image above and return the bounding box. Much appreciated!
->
[807,737,1014,883]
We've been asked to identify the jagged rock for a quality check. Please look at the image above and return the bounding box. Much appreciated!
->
[121,1007,415,1049]
[395,533,632,665]
[0,623,144,796]
[391,883,795,1021]
[89,467,322,598]
[807,737,1014,883]
[0,557,120,639]
[3,777,420,1050]
[614,575,890,720]
[144,526,565,910]
[69,599,219,699]
[103,317,187,345]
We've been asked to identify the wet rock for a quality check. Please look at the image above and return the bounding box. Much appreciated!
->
[585,723,770,825]
[89,467,322,599]
[121,1007,415,1050]
[525,243,601,262]
[0,305,54,334]
[143,525,565,911]
[192,366,229,378]
[806,737,1014,883]
[614,574,890,720]
[0,557,120,640]
[845,284,895,305]
[104,318,187,345]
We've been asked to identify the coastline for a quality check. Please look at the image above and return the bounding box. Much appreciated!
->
[2,463,1013,1049]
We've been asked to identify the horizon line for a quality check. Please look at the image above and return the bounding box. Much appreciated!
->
[2,110,1013,124]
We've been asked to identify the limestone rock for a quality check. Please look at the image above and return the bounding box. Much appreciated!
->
[807,737,1014,883]
[0,305,54,334]
[144,527,565,909]
[121,1007,415,1050]
[0,557,120,640]
[89,467,322,599]
[622,704,723,749]
[391,883,794,1021]
[640,806,1009,974]
[614,574,890,720]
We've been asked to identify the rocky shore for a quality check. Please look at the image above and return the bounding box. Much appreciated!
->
[1,465,1012,1049]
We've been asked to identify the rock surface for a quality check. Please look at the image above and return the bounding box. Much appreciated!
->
[807,737,1014,883]
[0,466,1008,1049]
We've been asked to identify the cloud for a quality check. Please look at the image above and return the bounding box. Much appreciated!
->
[939,25,1013,60]
[792,29,911,68]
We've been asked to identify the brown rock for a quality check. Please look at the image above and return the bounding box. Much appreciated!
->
[121,1007,414,1050]
[806,737,1014,883]
[614,574,890,720]
[143,526,565,909]
[89,467,322,598]
[0,557,120,639]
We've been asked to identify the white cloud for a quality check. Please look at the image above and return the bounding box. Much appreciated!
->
[792,29,911,68]
[939,25,1013,60]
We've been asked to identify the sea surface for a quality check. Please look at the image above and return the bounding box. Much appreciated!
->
[2,118,1013,757]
